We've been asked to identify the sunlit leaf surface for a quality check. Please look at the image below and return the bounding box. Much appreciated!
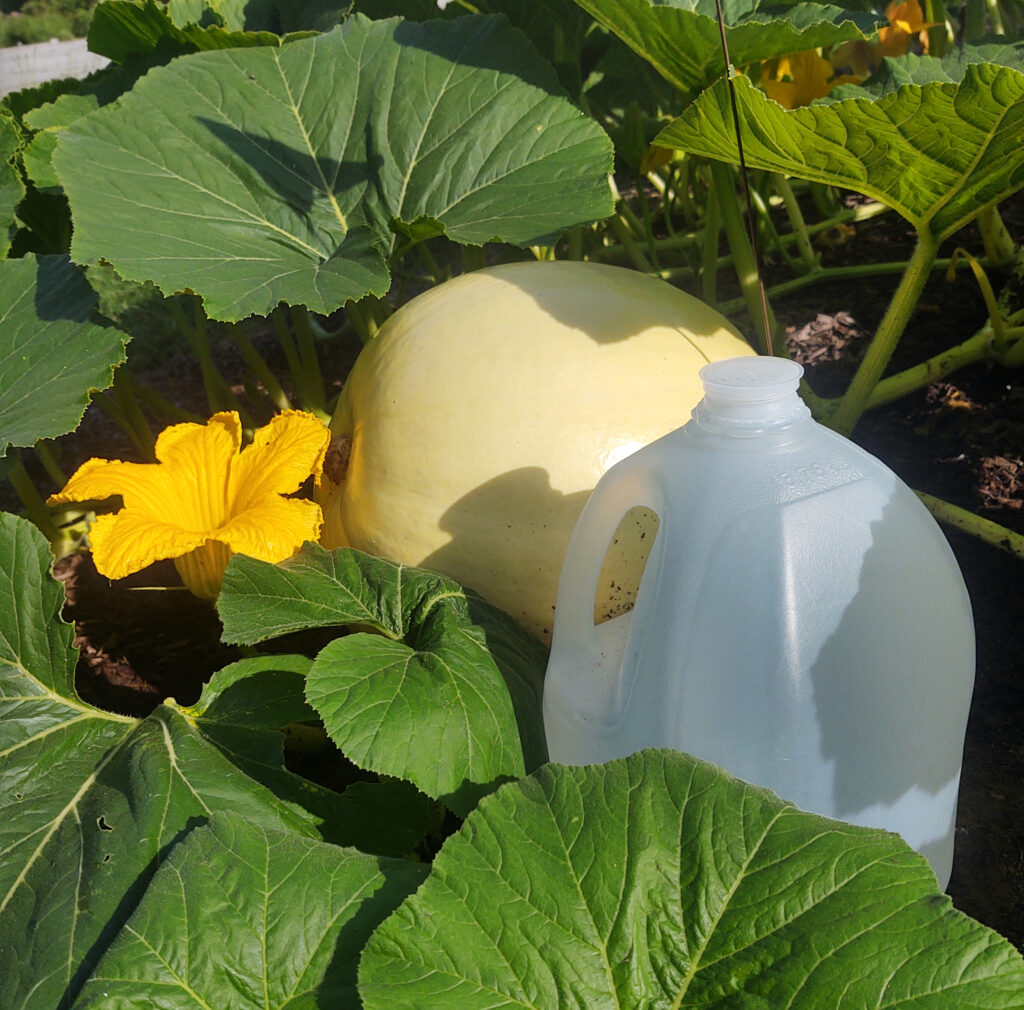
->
[658,62,1024,240]
[361,749,1024,1008]
[55,15,614,320]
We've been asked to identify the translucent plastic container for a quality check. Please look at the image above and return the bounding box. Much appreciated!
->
[542,357,975,888]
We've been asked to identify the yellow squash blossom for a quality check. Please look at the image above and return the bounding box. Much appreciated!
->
[761,49,851,109]
[49,410,330,598]
[878,0,940,58]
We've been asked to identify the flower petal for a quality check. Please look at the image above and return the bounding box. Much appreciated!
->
[215,497,323,564]
[151,412,240,530]
[229,411,330,513]
[88,510,210,581]
[47,457,175,516]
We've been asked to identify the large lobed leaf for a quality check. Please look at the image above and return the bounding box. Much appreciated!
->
[360,749,1024,1009]
[0,513,410,1009]
[658,61,1024,242]
[572,0,878,107]
[54,14,614,321]
[219,544,547,815]
[73,811,427,1009]
[0,255,126,457]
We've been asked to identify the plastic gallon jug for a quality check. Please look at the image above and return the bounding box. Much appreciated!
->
[542,356,975,888]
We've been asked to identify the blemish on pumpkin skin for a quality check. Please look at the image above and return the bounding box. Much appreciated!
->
[324,434,351,484]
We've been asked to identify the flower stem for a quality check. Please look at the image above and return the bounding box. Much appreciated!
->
[825,229,941,436]
[917,491,1024,561]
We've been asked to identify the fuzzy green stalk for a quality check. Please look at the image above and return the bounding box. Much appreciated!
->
[827,230,941,435]
[748,186,802,274]
[93,388,152,460]
[717,257,956,316]
[567,226,584,261]
[866,323,1024,409]
[291,306,329,420]
[772,173,818,273]
[113,368,156,459]
[8,457,62,543]
[922,0,949,56]
[809,182,839,218]
[949,247,1008,350]
[346,298,379,344]
[127,382,203,425]
[462,245,488,271]
[271,305,326,417]
[708,160,777,352]
[701,177,722,305]
[633,173,661,268]
[917,491,1024,560]
[977,204,1017,268]
[169,298,242,416]
[227,323,291,413]
[609,213,654,272]
[964,0,987,39]
[34,440,65,488]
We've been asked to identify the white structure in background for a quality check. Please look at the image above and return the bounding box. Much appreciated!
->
[0,38,109,96]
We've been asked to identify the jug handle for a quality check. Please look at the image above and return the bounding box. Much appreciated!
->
[551,456,661,664]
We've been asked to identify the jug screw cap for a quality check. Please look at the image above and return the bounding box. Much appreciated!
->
[695,356,810,434]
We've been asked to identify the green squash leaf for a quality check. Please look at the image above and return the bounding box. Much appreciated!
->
[360,749,1024,1009]
[89,0,286,63]
[331,778,439,857]
[219,544,546,816]
[0,255,126,456]
[73,811,427,1009]
[53,15,614,321]
[573,0,878,107]
[658,63,1024,242]
[828,44,1024,99]
[0,514,340,1010]
[0,113,23,257]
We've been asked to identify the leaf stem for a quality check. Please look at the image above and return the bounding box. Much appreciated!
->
[917,491,1024,561]
[826,230,940,435]
[977,204,1017,268]
[708,159,776,352]
[227,323,292,413]
[701,175,722,305]
[7,456,62,544]
[772,173,818,272]
[169,298,243,417]
[34,440,66,488]
[291,306,329,420]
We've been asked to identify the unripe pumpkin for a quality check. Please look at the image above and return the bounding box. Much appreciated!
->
[318,261,754,641]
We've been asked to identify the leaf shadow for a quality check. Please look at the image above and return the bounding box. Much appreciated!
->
[319,856,429,1010]
[194,116,378,236]
[64,806,207,1008]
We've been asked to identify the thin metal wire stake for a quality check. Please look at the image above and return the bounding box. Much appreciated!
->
[713,0,774,355]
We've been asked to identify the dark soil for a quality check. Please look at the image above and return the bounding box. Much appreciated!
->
[14,193,1024,952]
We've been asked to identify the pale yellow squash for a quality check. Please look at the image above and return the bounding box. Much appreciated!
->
[318,261,754,641]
